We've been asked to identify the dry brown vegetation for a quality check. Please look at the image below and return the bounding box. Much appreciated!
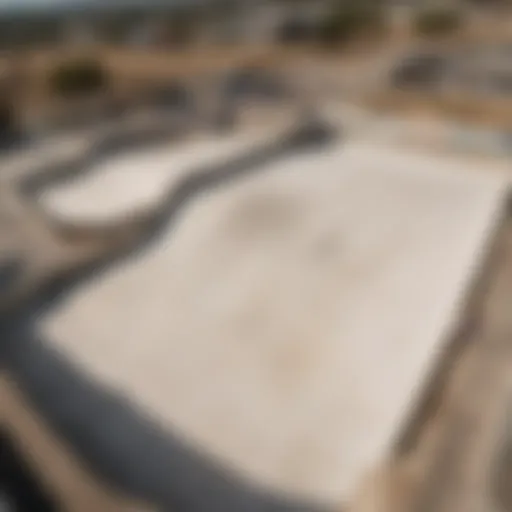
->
[362,89,512,129]
[0,45,298,121]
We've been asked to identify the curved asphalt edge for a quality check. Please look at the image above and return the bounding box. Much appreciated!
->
[0,426,58,511]
[2,327,329,512]
[0,116,338,511]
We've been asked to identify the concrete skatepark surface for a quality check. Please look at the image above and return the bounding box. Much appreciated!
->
[1,115,342,512]
[39,131,281,223]
[35,133,508,507]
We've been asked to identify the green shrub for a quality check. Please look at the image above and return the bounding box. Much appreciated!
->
[165,15,196,47]
[0,101,16,141]
[49,59,109,98]
[316,4,386,47]
[414,8,462,37]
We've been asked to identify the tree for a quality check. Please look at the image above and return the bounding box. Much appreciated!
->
[316,0,386,47]
[414,8,463,37]
[163,12,197,47]
[49,59,109,99]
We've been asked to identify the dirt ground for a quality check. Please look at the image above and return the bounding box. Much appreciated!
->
[362,90,512,130]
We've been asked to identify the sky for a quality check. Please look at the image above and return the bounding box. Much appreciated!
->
[0,0,75,5]
[0,0,194,4]
[0,0,88,9]
[0,0,192,8]
[0,0,195,12]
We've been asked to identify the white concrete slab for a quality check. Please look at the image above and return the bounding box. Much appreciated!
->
[40,130,275,223]
[39,138,508,505]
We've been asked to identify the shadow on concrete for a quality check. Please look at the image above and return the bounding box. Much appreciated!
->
[0,427,58,512]
[490,401,512,512]
[1,115,338,511]
[0,259,24,298]
[2,324,330,512]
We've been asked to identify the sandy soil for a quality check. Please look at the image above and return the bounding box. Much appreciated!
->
[362,90,512,130]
